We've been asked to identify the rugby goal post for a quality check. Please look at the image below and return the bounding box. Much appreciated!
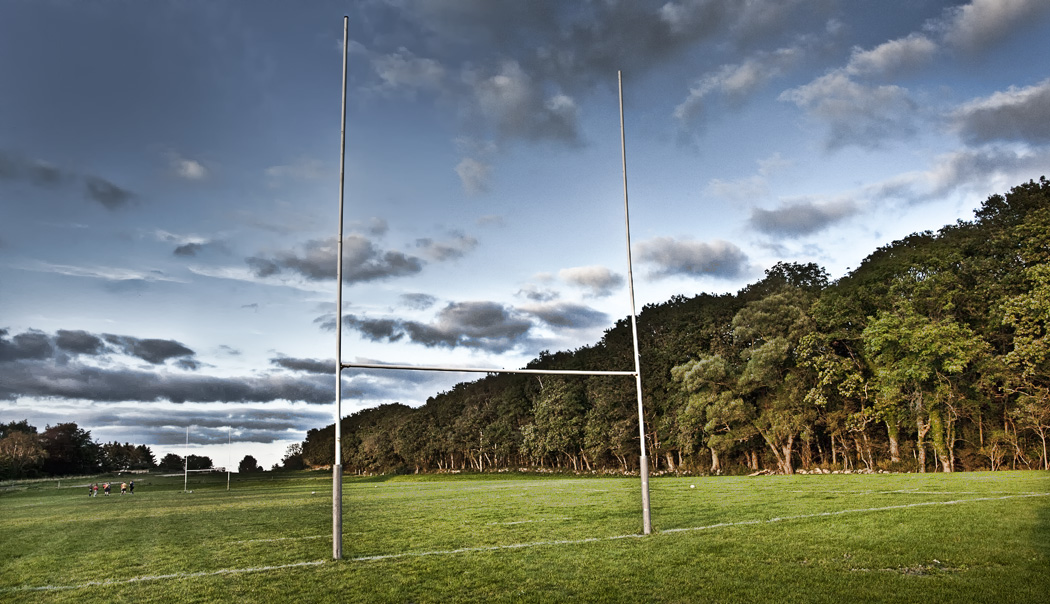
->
[332,17,651,560]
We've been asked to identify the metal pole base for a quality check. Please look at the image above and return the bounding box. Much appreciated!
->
[332,464,342,559]
[640,455,652,534]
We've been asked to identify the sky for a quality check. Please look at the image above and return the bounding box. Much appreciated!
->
[2,0,1049,470]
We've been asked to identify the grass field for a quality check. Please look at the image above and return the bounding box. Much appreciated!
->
[1,470,1048,603]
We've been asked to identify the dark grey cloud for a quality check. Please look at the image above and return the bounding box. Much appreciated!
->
[1,328,196,367]
[102,334,195,365]
[333,301,533,353]
[0,151,73,186]
[952,79,1050,145]
[270,356,334,374]
[347,316,404,342]
[520,302,609,329]
[47,406,335,447]
[635,237,750,279]
[0,329,53,362]
[0,150,134,210]
[174,242,204,257]
[379,1,833,148]
[55,330,105,355]
[517,284,559,303]
[247,235,424,283]
[0,359,334,404]
[750,198,860,237]
[83,176,135,210]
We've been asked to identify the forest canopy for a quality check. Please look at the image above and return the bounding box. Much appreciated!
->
[301,178,1050,476]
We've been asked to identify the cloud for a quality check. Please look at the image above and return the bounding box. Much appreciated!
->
[166,151,208,180]
[83,176,136,209]
[750,197,860,237]
[247,235,424,283]
[558,265,624,297]
[0,362,334,404]
[675,45,806,125]
[466,60,580,144]
[400,293,437,310]
[54,330,105,355]
[937,0,1050,52]
[372,47,446,93]
[0,330,331,405]
[519,301,610,329]
[338,301,534,353]
[19,260,186,285]
[635,237,750,279]
[415,232,479,261]
[270,356,333,375]
[516,284,559,303]
[0,150,135,210]
[844,33,937,78]
[869,145,1050,205]
[264,157,326,184]
[952,79,1050,145]
[455,157,491,195]
[0,329,53,362]
[1,328,197,367]
[0,151,74,187]
[779,71,918,149]
[174,243,204,257]
[102,334,196,365]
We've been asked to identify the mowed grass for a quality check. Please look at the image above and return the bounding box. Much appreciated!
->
[1,470,1047,603]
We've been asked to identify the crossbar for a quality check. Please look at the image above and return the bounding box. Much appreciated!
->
[341,362,636,376]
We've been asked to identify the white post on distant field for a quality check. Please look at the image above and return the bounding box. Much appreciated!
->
[183,425,189,494]
[227,426,232,491]
[333,14,349,561]
[619,71,651,535]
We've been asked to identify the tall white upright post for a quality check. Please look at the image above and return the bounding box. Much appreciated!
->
[333,15,349,561]
[618,71,652,535]
[183,425,189,494]
[227,426,232,491]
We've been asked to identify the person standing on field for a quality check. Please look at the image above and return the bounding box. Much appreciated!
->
[93,483,98,497]
[103,482,110,495]
[129,481,135,494]
[120,482,127,495]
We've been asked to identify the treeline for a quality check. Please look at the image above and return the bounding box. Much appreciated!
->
[0,421,165,479]
[302,178,1046,475]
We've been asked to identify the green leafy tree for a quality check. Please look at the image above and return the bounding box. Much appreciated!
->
[864,305,989,472]
[40,423,99,476]
[158,453,183,471]
[238,455,260,473]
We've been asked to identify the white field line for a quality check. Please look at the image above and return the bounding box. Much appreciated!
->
[0,561,326,594]
[352,492,1050,562]
[487,517,571,525]
[231,534,329,544]
[5,492,1047,593]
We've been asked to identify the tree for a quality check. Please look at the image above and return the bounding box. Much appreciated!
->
[158,453,183,471]
[186,455,213,471]
[0,431,47,478]
[0,419,38,439]
[865,305,989,472]
[280,443,305,471]
[238,455,261,473]
[39,423,99,476]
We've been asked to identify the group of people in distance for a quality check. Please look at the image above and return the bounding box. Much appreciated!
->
[88,481,134,496]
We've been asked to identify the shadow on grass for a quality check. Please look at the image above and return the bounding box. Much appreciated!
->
[1036,472,1050,559]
